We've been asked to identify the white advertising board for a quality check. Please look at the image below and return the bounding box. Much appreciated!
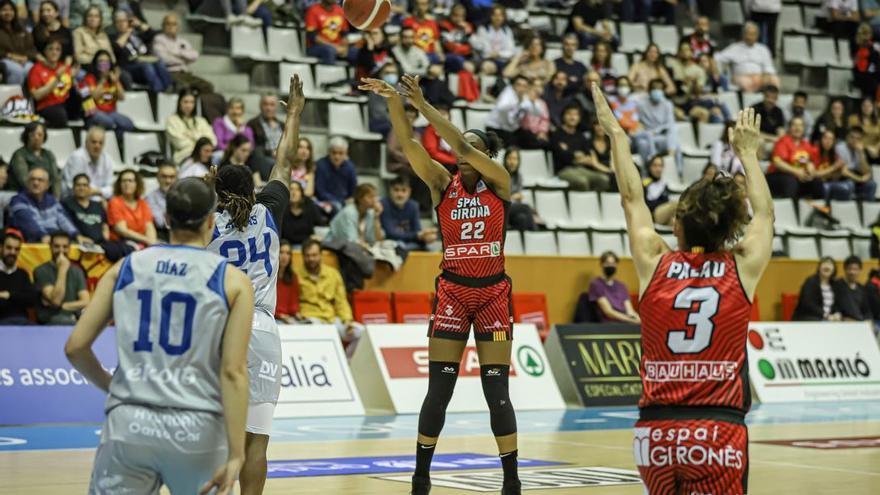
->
[274,325,364,417]
[351,324,565,414]
[746,322,880,403]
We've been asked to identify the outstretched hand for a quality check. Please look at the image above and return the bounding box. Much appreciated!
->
[729,108,762,158]
[284,74,305,116]
[399,74,427,108]
[357,77,398,98]
[591,83,623,136]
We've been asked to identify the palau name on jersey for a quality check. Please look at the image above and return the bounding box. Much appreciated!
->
[451,197,491,220]
[155,260,188,277]
[666,260,726,280]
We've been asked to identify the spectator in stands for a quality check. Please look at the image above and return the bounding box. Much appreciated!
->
[668,41,705,97]
[470,5,516,75]
[835,126,877,200]
[552,105,610,191]
[714,22,781,92]
[589,42,616,92]
[643,155,677,226]
[28,38,78,128]
[304,0,349,65]
[751,85,786,146]
[628,44,675,95]
[503,147,540,231]
[8,122,61,197]
[152,13,215,97]
[73,6,113,67]
[502,35,554,83]
[220,133,261,187]
[748,0,781,55]
[680,78,729,124]
[622,0,674,24]
[815,128,849,199]
[403,0,444,66]
[438,3,472,73]
[850,97,880,164]
[34,1,73,59]
[0,0,35,85]
[80,49,134,137]
[392,26,430,76]
[380,175,435,251]
[710,121,745,176]
[106,168,155,246]
[555,33,587,90]
[783,91,815,138]
[292,137,315,197]
[33,231,88,324]
[566,0,616,49]
[144,160,176,242]
[852,22,880,98]
[213,96,254,154]
[355,27,392,81]
[275,239,300,323]
[837,255,874,320]
[697,52,726,93]
[422,103,457,168]
[367,62,398,137]
[110,9,172,93]
[314,135,357,214]
[486,74,541,147]
[589,251,640,323]
[683,16,715,59]
[247,93,283,182]
[793,256,844,321]
[9,168,81,243]
[167,88,216,165]
[517,77,551,149]
[69,0,110,29]
[418,62,455,107]
[826,0,862,40]
[634,78,681,172]
[545,70,574,129]
[865,1,880,38]
[609,76,640,135]
[326,182,384,246]
[178,137,213,179]
[62,126,115,198]
[219,0,272,33]
[297,237,364,356]
[282,180,325,246]
[767,116,825,199]
[61,173,109,244]
[0,228,39,324]
[812,98,850,142]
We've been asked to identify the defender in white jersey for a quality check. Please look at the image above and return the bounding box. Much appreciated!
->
[207,75,304,494]
[65,177,255,495]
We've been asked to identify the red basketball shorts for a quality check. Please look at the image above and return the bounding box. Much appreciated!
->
[428,273,513,342]
[633,419,748,495]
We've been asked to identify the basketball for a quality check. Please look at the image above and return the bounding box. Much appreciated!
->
[343,0,391,31]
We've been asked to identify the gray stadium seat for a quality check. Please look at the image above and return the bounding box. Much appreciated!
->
[787,234,819,259]
[783,34,811,65]
[773,198,799,233]
[123,132,161,165]
[116,92,162,131]
[837,39,853,68]
[697,122,725,151]
[676,122,708,157]
[315,65,350,91]
[157,93,179,128]
[534,190,568,229]
[0,127,19,154]
[328,102,382,141]
[819,232,851,258]
[450,108,465,130]
[661,155,685,192]
[590,230,625,256]
[279,63,328,99]
[721,0,745,25]
[230,25,278,61]
[810,37,838,66]
[567,191,600,228]
[717,91,741,116]
[557,231,590,256]
[45,129,77,168]
[827,67,854,96]
[651,25,679,54]
[505,230,523,255]
[830,200,861,230]
[267,27,317,63]
[741,92,763,109]
[778,4,804,33]
[619,23,649,54]
[862,202,880,227]
[465,108,489,131]
[599,192,626,229]
[681,156,705,185]
[518,149,551,187]
[0,84,22,105]
[524,231,558,256]
[852,234,871,259]
[611,53,630,75]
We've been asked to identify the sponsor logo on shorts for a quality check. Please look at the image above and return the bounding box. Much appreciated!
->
[644,360,737,382]
[444,241,501,260]
[382,347,517,378]
[632,426,744,469]
[378,466,640,491]
[259,360,279,382]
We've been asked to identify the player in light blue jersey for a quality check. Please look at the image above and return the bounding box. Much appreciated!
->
[65,177,255,495]
[206,75,305,495]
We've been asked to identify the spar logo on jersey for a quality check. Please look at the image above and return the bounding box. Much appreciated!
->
[444,241,501,260]
[632,426,744,469]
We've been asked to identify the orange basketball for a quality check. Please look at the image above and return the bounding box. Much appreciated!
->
[343,0,391,31]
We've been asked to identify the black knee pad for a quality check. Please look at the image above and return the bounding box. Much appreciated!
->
[418,361,460,437]
[480,364,517,437]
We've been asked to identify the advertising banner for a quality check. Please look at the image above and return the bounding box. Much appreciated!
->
[746,322,880,403]
[274,324,364,417]
[352,324,564,414]
[545,324,642,407]
[0,326,116,425]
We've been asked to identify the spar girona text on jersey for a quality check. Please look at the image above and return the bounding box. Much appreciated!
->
[436,173,509,279]
[638,250,752,413]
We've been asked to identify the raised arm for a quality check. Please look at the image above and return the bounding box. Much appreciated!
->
[358,77,451,203]
[731,108,774,301]
[399,74,510,200]
[591,83,668,293]
[268,75,305,185]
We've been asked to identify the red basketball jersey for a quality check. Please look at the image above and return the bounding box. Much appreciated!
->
[436,173,508,279]
[638,250,752,412]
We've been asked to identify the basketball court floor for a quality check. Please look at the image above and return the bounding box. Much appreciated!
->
[2,401,879,494]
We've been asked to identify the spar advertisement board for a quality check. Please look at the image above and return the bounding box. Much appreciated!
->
[746,322,880,402]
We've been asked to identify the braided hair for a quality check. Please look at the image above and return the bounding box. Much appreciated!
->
[211,163,255,231]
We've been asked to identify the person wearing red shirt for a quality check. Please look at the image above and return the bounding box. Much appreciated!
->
[106,169,157,246]
[79,49,134,139]
[305,0,349,65]
[421,104,457,168]
[27,38,78,128]
[275,239,301,323]
[766,116,824,200]
[402,0,443,65]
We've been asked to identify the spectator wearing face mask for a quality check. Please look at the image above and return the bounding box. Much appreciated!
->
[783,91,815,137]
[588,251,640,324]
[367,62,399,137]
[633,78,681,172]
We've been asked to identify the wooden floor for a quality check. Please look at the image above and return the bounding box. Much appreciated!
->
[2,418,879,494]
